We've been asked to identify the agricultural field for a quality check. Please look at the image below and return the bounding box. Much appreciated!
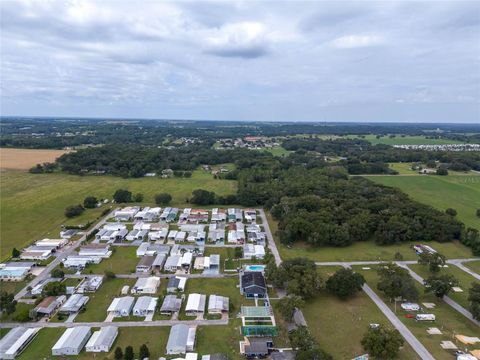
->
[354,266,480,360]
[262,146,292,157]
[0,148,71,170]
[408,263,479,309]
[0,169,237,260]
[347,134,465,145]
[366,174,480,230]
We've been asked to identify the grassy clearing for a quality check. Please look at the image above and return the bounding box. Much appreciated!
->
[0,280,28,295]
[347,135,464,145]
[303,266,420,360]
[408,264,479,309]
[0,302,34,322]
[388,162,474,176]
[354,266,480,360]
[86,246,138,275]
[465,261,480,274]
[0,169,237,259]
[0,148,71,170]
[195,323,243,359]
[74,278,135,322]
[262,146,292,157]
[367,175,480,230]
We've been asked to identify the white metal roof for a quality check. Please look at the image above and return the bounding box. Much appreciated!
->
[186,293,206,312]
[52,326,91,351]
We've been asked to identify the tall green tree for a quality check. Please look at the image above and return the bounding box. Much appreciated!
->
[83,196,98,208]
[424,274,459,298]
[113,189,132,203]
[114,347,123,360]
[361,326,404,360]
[468,282,480,321]
[418,252,446,273]
[275,295,305,321]
[326,268,365,299]
[377,263,418,301]
[139,344,150,359]
[124,345,134,360]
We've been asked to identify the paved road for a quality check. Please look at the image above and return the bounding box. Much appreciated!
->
[449,260,480,281]
[315,259,479,267]
[65,273,235,279]
[14,208,117,301]
[397,263,480,327]
[361,282,435,360]
[258,209,282,266]
[0,318,228,329]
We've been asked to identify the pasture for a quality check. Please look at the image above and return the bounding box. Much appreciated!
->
[367,174,480,230]
[347,134,464,145]
[0,148,71,170]
[0,169,236,260]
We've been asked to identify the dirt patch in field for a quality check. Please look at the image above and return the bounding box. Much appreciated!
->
[0,148,71,170]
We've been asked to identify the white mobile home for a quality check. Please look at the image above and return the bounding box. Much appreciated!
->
[85,326,118,353]
[0,327,40,359]
[133,296,158,316]
[52,327,91,356]
[185,293,206,316]
[107,297,135,317]
[131,276,160,294]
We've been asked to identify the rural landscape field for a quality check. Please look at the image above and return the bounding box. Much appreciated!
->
[1,1,480,359]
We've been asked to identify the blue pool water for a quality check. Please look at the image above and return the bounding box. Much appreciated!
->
[245,265,265,272]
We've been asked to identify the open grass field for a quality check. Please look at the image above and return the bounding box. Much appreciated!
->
[0,169,236,260]
[347,134,464,145]
[86,246,138,275]
[74,278,135,322]
[408,263,479,309]
[367,174,480,230]
[354,266,480,360]
[0,148,71,170]
[262,146,292,157]
[465,261,480,274]
[388,162,474,176]
[304,266,420,359]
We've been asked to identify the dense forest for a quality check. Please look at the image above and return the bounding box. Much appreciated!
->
[282,138,480,171]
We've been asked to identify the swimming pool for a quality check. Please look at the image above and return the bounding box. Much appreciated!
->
[244,265,266,272]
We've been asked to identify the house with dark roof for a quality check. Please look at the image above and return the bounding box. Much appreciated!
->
[240,337,273,357]
[240,271,267,298]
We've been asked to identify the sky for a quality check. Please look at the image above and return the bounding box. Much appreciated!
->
[1,0,479,123]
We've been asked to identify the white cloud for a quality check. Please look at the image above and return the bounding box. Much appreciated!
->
[331,35,384,49]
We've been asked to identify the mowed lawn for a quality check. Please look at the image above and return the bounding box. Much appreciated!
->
[86,246,138,275]
[355,266,480,360]
[465,261,480,274]
[0,169,237,259]
[366,174,480,230]
[408,263,480,309]
[305,267,419,359]
[74,278,135,322]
